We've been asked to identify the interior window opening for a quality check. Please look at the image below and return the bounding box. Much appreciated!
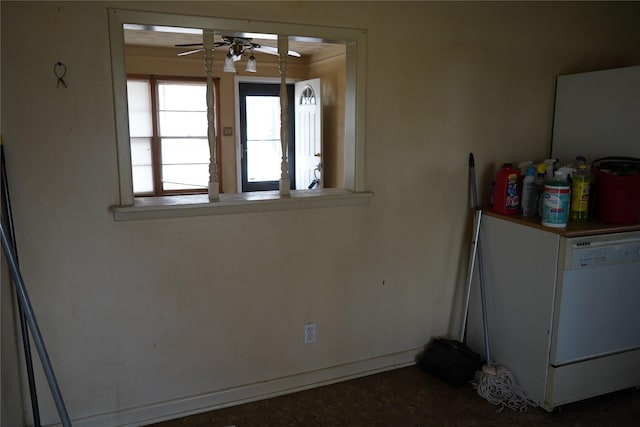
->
[109,8,366,211]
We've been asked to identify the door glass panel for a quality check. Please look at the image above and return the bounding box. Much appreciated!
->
[245,96,281,182]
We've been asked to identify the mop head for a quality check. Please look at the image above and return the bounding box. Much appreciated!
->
[473,364,535,412]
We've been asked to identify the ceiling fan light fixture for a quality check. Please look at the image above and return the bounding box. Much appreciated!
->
[232,43,244,57]
[223,53,236,73]
[245,55,257,73]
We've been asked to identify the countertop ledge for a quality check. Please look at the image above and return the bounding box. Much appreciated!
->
[483,209,640,237]
[111,189,374,221]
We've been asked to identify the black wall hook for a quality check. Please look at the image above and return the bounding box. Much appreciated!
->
[54,62,68,88]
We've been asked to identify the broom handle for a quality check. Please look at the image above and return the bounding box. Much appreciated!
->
[477,232,492,364]
[460,153,483,341]
[460,154,477,341]
[468,153,492,364]
[459,208,481,341]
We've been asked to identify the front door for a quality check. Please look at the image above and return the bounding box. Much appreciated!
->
[239,82,295,192]
[294,78,322,189]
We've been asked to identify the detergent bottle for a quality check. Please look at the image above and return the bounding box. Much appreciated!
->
[570,164,591,222]
[492,163,520,215]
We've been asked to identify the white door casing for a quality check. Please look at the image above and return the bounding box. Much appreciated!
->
[295,78,322,189]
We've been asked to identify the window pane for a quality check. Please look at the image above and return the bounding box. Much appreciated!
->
[157,82,207,137]
[127,80,153,137]
[131,137,152,166]
[127,78,213,195]
[158,111,207,137]
[158,83,206,111]
[131,137,153,193]
[161,138,209,164]
[161,138,210,190]
[162,164,209,190]
[132,165,154,193]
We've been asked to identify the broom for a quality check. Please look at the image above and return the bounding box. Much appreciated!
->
[415,154,485,387]
[469,153,534,412]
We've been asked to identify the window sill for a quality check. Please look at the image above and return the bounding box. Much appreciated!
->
[111,189,374,221]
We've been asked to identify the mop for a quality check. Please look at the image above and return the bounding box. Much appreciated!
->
[468,153,534,412]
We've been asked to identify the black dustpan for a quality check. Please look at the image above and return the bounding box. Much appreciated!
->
[417,338,483,387]
[417,154,485,387]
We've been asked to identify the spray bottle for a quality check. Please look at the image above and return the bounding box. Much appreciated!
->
[534,162,547,216]
[520,165,537,216]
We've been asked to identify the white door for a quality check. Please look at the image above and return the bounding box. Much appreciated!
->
[295,78,322,189]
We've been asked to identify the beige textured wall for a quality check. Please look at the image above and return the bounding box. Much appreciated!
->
[2,1,640,425]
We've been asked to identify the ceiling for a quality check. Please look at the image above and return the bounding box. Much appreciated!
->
[123,25,345,59]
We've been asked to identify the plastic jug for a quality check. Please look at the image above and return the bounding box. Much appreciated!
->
[492,163,520,215]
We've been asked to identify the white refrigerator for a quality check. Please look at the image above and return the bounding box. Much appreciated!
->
[551,65,640,162]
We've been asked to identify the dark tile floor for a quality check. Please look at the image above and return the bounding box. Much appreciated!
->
[149,365,640,426]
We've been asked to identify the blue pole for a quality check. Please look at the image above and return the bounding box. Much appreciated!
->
[1,141,41,426]
[0,223,72,427]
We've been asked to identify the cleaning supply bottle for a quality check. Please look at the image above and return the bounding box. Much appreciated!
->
[543,159,557,182]
[492,163,520,215]
[570,164,590,222]
[542,181,571,228]
[535,162,547,216]
[520,165,537,216]
[574,156,587,167]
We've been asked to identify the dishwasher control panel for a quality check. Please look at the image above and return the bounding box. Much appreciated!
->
[566,234,640,269]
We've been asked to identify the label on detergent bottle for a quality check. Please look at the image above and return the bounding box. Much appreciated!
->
[505,172,520,211]
[542,182,570,228]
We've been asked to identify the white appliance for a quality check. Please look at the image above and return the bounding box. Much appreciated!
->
[468,65,640,411]
[551,65,640,162]
[467,213,640,411]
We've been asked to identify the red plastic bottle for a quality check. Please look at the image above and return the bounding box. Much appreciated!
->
[492,163,521,215]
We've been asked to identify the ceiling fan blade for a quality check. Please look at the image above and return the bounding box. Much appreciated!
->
[175,41,230,48]
[253,46,279,56]
[254,45,301,58]
[178,48,204,56]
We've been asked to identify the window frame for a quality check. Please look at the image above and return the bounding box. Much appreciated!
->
[108,8,370,219]
[127,74,222,197]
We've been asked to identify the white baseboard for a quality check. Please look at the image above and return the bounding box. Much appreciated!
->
[60,348,420,427]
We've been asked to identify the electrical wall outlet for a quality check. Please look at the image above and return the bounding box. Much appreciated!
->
[304,323,317,344]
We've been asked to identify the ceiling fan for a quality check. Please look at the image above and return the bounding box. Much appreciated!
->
[176,36,301,60]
